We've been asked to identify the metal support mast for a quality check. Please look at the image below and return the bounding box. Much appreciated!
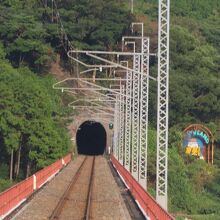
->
[156,0,170,210]
[131,54,140,180]
[139,37,150,189]
[124,71,132,171]
[119,85,125,165]
[113,95,120,160]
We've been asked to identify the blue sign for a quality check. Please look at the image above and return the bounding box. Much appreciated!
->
[182,129,209,159]
[189,130,209,144]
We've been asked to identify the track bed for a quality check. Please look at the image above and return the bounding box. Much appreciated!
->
[12,156,131,220]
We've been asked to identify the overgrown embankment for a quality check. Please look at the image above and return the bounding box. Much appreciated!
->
[136,0,220,218]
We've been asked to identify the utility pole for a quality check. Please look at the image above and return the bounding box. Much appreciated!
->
[156,0,170,211]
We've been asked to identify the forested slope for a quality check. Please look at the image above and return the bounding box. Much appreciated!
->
[0,0,132,190]
[136,0,220,130]
[0,0,219,219]
[0,46,72,190]
[136,1,220,219]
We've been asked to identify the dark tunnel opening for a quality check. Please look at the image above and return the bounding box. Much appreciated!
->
[76,121,107,155]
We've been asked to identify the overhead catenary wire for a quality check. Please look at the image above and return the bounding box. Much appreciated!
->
[47,0,74,52]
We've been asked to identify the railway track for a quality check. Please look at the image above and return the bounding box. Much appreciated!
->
[49,156,95,220]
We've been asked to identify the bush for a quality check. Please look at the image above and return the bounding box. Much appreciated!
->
[0,179,13,192]
[168,147,197,213]
[195,193,220,215]
[0,164,9,179]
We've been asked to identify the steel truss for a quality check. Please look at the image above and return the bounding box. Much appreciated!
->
[51,0,170,207]
[57,24,152,191]
[118,85,125,165]
[124,71,133,171]
[113,101,117,157]
[113,95,120,160]
[156,0,170,210]
[139,37,150,189]
[131,54,140,180]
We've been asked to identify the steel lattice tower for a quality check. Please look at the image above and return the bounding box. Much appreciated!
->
[119,85,125,164]
[139,37,150,189]
[124,71,132,171]
[113,95,120,160]
[131,54,140,180]
[156,0,170,210]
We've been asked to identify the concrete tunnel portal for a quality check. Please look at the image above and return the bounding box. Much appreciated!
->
[76,121,107,155]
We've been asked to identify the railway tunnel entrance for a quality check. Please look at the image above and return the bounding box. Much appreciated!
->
[76,121,107,155]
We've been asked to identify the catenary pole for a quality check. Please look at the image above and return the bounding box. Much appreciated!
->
[156,0,170,211]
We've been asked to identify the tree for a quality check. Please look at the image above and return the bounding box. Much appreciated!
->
[0,61,22,180]
[169,25,220,125]
[0,6,53,72]
[0,61,71,179]
[52,0,132,50]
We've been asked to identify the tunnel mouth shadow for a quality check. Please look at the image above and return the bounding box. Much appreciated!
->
[76,120,107,155]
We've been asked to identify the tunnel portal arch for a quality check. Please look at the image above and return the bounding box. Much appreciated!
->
[76,120,107,155]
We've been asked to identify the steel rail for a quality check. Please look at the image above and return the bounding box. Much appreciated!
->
[85,157,96,220]
[49,157,89,219]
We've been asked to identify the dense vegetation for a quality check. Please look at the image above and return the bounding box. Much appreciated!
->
[137,0,220,219]
[0,0,132,190]
[0,0,219,219]
[0,48,72,187]
[138,0,220,130]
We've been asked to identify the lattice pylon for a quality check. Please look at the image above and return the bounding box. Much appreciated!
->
[138,37,150,190]
[117,95,121,160]
[119,85,125,165]
[124,71,133,171]
[131,54,140,180]
[156,0,170,211]
[113,101,118,157]
[114,95,120,160]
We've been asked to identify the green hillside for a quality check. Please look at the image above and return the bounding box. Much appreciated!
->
[0,0,132,189]
[137,1,220,218]
[0,1,219,219]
